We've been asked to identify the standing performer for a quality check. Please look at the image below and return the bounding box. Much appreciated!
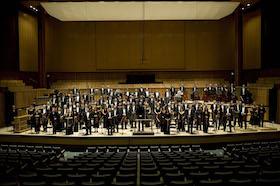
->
[154,103,161,128]
[211,102,218,130]
[188,105,195,134]
[226,105,233,132]
[203,107,210,133]
[120,104,128,130]
[107,107,114,135]
[258,104,266,127]
[50,107,59,134]
[177,104,185,131]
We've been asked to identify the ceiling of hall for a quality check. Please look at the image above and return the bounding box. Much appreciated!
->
[40,1,240,21]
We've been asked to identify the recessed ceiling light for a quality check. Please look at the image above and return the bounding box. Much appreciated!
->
[246,3,251,7]
[241,7,245,10]
[30,5,33,8]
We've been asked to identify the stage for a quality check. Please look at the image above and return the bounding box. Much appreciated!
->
[0,122,280,146]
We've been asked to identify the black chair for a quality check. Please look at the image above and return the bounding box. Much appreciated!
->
[42,174,64,183]
[119,167,137,174]
[256,178,280,186]
[188,171,209,183]
[228,178,253,186]
[0,182,17,186]
[116,173,136,183]
[141,167,158,174]
[81,181,105,186]
[98,167,116,175]
[139,146,149,152]
[164,173,184,183]
[77,167,96,177]
[212,171,233,181]
[199,179,223,186]
[159,146,169,152]
[22,181,47,186]
[140,181,164,186]
[161,167,178,175]
[141,173,161,182]
[97,146,107,153]
[67,174,87,184]
[170,146,180,152]
[92,174,112,184]
[111,181,136,186]
[118,147,128,152]
[237,170,258,180]
[261,170,280,179]
[51,182,75,186]
[169,180,194,186]
[150,146,159,152]
[19,172,38,182]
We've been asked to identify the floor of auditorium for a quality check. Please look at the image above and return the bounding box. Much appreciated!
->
[0,122,279,137]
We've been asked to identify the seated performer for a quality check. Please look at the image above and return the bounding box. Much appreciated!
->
[240,84,253,104]
[191,86,200,100]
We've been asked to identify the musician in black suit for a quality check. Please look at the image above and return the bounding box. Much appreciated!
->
[258,104,266,127]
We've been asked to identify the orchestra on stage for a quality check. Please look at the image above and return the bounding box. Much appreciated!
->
[23,84,266,136]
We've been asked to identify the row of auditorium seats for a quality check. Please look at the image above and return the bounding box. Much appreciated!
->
[0,142,280,186]
[86,145,202,153]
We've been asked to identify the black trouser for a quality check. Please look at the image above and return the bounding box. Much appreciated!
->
[53,123,57,134]
[113,117,119,132]
[188,118,193,134]
[86,124,91,135]
[227,117,232,132]
[107,119,113,135]
[260,115,264,127]
[203,120,209,133]
[121,116,127,129]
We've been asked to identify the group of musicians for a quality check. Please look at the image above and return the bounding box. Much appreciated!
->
[26,84,265,135]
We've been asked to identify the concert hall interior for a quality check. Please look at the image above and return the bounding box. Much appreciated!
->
[1,0,280,186]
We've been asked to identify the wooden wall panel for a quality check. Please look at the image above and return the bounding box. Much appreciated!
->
[144,21,185,69]
[45,16,236,72]
[18,11,38,72]
[96,21,142,70]
[185,16,235,71]
[46,20,95,72]
[243,10,261,70]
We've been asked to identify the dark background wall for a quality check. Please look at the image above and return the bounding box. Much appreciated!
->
[0,1,19,72]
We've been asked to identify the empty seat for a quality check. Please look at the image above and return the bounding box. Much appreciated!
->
[169,180,193,186]
[116,173,136,183]
[228,179,253,186]
[81,181,105,186]
[199,179,223,186]
[164,173,184,183]
[141,173,161,182]
[22,181,47,186]
[140,181,164,186]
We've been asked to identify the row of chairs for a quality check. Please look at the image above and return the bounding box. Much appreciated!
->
[87,145,201,153]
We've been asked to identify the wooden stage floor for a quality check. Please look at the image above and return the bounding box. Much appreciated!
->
[0,122,280,146]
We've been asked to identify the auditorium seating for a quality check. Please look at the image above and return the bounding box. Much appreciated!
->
[1,142,280,185]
